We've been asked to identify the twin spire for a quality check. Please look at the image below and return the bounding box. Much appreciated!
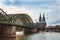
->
[39,13,45,21]
[39,13,46,26]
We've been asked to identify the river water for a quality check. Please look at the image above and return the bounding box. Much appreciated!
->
[24,32,60,40]
[0,32,60,40]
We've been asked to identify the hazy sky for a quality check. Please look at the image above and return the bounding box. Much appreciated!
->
[0,0,60,26]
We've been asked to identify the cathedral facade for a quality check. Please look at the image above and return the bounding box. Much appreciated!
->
[39,13,46,27]
[36,13,46,32]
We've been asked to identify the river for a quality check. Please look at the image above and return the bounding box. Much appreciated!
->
[0,32,60,40]
[24,32,60,40]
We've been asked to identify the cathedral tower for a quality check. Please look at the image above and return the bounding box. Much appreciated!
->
[39,14,41,21]
[39,13,46,26]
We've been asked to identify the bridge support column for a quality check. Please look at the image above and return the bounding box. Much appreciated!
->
[11,26,16,36]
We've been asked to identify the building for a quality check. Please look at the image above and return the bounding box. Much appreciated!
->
[36,13,46,32]
[39,13,46,26]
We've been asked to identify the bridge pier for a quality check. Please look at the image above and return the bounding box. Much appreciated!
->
[24,27,37,34]
[0,25,16,37]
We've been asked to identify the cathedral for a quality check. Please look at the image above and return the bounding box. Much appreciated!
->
[39,13,46,27]
[36,13,46,31]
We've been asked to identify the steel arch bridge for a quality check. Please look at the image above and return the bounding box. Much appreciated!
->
[11,14,33,26]
[0,8,33,26]
[0,8,37,36]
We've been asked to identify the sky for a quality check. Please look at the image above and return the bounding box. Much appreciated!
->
[0,0,60,26]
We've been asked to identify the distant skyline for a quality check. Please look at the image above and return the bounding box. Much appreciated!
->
[0,0,60,26]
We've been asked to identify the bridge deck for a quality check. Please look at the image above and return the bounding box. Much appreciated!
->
[0,22,35,28]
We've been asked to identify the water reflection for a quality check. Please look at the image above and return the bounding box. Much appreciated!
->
[16,36,25,40]
[0,32,60,40]
[0,37,16,40]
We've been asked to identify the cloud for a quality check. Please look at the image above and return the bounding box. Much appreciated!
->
[2,0,57,6]
[0,0,60,26]
[50,19,60,26]
[52,19,60,24]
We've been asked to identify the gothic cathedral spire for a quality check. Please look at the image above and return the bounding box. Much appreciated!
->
[43,13,45,21]
[39,13,41,21]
